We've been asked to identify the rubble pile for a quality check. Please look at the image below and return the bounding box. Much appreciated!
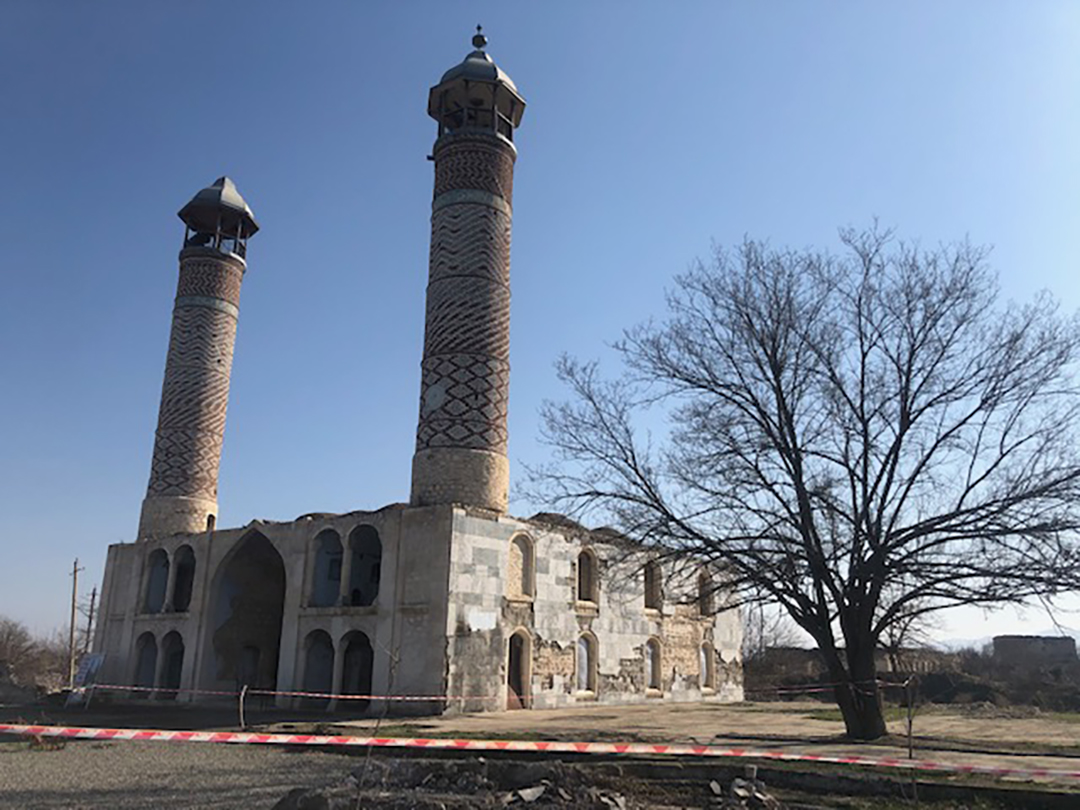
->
[270,758,660,809]
[709,766,786,809]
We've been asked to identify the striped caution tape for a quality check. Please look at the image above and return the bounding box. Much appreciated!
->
[85,686,473,704]
[91,681,877,701]
[3,724,1080,783]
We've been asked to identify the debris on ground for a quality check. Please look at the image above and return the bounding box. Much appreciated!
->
[710,765,786,809]
[270,758,658,809]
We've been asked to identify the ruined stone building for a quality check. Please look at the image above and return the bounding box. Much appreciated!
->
[93,32,743,713]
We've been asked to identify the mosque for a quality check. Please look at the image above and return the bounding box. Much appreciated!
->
[93,31,743,713]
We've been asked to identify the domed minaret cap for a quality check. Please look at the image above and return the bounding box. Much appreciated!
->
[428,26,525,128]
[178,176,260,238]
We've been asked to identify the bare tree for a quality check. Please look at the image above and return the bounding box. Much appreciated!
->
[0,616,72,692]
[742,604,805,664]
[529,227,1080,739]
[0,617,38,686]
[876,596,940,674]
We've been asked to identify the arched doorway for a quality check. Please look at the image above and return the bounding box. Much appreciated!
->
[507,630,531,709]
[576,633,598,694]
[133,632,157,696]
[340,631,373,711]
[645,638,662,692]
[204,531,286,694]
[159,631,184,700]
[302,630,334,709]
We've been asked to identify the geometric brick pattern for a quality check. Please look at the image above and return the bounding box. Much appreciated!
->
[146,430,224,499]
[417,353,509,453]
[145,252,244,504]
[163,306,237,374]
[423,276,510,357]
[429,203,511,286]
[434,135,515,205]
[176,256,244,305]
[414,132,517,468]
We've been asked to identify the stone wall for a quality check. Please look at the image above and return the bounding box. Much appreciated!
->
[444,509,743,711]
[95,504,452,713]
[97,503,742,714]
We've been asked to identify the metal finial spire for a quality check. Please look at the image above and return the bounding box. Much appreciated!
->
[472,24,487,50]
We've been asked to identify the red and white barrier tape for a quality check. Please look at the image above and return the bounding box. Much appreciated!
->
[90,681,854,702]
[88,683,494,702]
[89,684,239,698]
[2,724,1079,782]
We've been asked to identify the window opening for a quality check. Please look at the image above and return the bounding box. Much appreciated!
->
[644,561,662,611]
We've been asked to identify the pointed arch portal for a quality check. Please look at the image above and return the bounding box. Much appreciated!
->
[204,531,286,692]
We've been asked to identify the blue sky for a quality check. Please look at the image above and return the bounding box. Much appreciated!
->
[1,2,1078,640]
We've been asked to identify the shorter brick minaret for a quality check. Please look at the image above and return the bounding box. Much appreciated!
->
[138,178,259,540]
[410,29,526,513]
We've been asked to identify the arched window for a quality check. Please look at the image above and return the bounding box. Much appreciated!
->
[645,638,662,691]
[172,545,196,612]
[644,561,662,611]
[310,529,343,607]
[697,572,715,616]
[577,549,598,604]
[700,641,716,690]
[576,633,598,694]
[508,534,535,599]
[143,549,169,614]
[346,525,381,607]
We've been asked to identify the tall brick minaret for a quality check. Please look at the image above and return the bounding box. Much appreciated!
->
[138,178,259,540]
[410,28,526,513]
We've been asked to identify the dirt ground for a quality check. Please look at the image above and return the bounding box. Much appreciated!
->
[324,699,1079,746]
[5,698,1080,807]
[313,701,1080,783]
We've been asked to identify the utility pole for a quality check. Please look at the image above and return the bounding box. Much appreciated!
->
[83,586,97,657]
[68,558,84,689]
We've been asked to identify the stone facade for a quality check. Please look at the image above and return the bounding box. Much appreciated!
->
[444,512,742,711]
[95,505,742,712]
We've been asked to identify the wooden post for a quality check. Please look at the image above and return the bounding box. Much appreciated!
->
[83,586,97,656]
[907,675,918,803]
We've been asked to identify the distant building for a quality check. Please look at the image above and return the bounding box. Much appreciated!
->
[93,31,743,713]
[992,636,1078,669]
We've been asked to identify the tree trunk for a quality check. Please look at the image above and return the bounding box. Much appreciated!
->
[829,644,887,740]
